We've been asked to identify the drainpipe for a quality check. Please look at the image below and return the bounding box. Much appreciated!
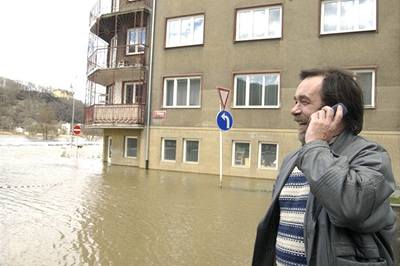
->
[144,0,156,169]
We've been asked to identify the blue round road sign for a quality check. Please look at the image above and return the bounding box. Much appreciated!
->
[216,111,234,131]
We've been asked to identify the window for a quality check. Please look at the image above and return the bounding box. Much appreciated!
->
[232,142,250,167]
[162,139,176,161]
[163,77,201,107]
[112,0,119,12]
[126,27,146,54]
[105,85,113,104]
[166,14,204,48]
[184,139,199,163]
[234,73,279,108]
[124,137,137,158]
[123,82,143,104]
[236,5,282,41]
[258,143,278,169]
[321,0,376,34]
[109,35,117,68]
[353,69,375,107]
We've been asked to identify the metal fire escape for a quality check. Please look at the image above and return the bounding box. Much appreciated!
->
[84,0,152,128]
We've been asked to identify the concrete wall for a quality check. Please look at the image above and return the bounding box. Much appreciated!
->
[151,0,400,130]
[103,128,146,167]
[146,126,400,184]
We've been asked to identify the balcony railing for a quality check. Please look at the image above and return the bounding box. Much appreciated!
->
[89,0,152,27]
[85,104,145,126]
[87,44,147,74]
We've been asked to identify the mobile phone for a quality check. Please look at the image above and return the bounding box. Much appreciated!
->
[332,103,348,116]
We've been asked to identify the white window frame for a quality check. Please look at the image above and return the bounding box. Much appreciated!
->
[183,139,200,164]
[352,69,375,108]
[124,136,138,158]
[320,0,377,35]
[233,73,280,108]
[161,138,177,162]
[258,142,278,170]
[235,5,282,41]
[232,141,251,168]
[126,27,146,55]
[163,76,201,108]
[166,14,205,48]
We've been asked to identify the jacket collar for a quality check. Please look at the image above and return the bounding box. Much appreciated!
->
[330,130,355,155]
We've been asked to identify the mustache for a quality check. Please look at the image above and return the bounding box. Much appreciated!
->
[294,118,309,124]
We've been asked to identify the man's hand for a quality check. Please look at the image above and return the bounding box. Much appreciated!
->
[305,105,345,143]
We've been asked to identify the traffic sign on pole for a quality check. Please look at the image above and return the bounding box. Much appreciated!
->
[217,87,230,110]
[216,111,234,131]
[73,124,81,135]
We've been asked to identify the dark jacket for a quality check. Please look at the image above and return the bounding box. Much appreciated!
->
[252,131,397,266]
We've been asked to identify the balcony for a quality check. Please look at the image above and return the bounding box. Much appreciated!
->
[89,0,152,28]
[87,44,147,86]
[85,104,145,128]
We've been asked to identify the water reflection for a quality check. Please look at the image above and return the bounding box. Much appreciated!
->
[0,139,272,265]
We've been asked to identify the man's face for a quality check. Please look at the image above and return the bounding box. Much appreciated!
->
[291,76,324,144]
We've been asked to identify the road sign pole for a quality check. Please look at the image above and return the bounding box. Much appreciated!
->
[219,105,223,188]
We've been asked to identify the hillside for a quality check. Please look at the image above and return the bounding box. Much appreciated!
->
[0,77,84,138]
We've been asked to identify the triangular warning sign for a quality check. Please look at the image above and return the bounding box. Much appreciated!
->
[217,87,230,109]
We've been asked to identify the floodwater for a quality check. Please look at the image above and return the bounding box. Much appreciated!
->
[0,135,273,266]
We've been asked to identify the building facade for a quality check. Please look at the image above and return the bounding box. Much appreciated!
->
[85,0,400,183]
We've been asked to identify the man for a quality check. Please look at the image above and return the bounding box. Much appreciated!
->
[252,68,397,265]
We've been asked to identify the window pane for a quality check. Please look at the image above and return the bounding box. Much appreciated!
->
[166,80,174,106]
[236,76,247,106]
[359,0,375,30]
[268,8,281,37]
[138,28,146,52]
[265,75,279,106]
[193,17,204,44]
[249,75,263,106]
[356,72,373,106]
[125,84,134,104]
[128,30,136,53]
[253,9,267,38]
[167,19,180,46]
[323,1,338,32]
[234,143,250,166]
[180,17,193,45]
[260,143,277,168]
[177,79,188,106]
[237,10,252,40]
[135,84,143,103]
[340,0,355,31]
[126,138,137,157]
[164,140,176,160]
[189,78,200,106]
[185,140,199,162]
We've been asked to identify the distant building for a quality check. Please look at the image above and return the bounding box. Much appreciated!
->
[15,127,25,134]
[84,0,400,184]
[53,89,74,99]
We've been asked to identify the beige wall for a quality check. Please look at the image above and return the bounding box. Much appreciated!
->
[103,128,146,167]
[151,0,400,131]
[145,127,400,184]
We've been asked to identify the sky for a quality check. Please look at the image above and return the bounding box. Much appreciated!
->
[0,0,97,101]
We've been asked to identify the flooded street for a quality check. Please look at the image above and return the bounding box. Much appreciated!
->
[0,135,272,265]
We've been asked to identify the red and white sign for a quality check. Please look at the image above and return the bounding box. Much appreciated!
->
[153,110,167,119]
[217,86,230,110]
[73,124,81,135]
